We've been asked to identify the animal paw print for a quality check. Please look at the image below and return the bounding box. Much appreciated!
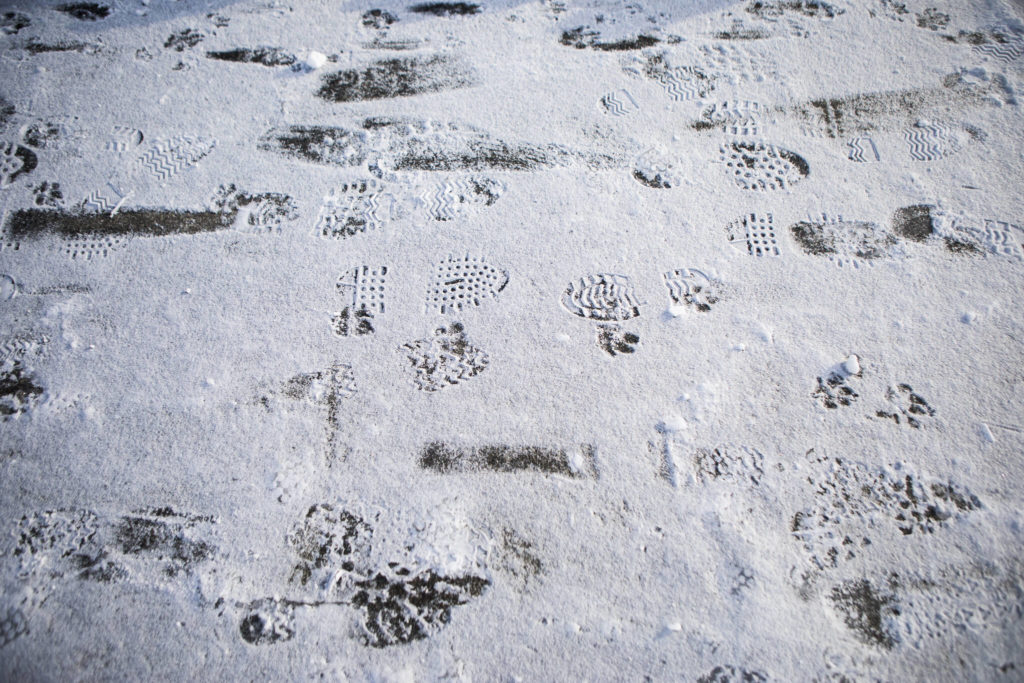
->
[697,665,769,683]
[596,324,639,356]
[0,360,44,419]
[32,181,64,208]
[0,140,37,188]
[875,384,935,428]
[164,28,204,52]
[813,356,861,409]
[730,567,755,596]
[0,607,28,647]
[402,323,489,391]
[814,374,857,409]
[20,122,62,150]
[361,8,399,31]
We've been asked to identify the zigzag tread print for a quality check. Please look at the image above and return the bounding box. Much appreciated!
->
[423,184,459,221]
[138,136,216,180]
[82,190,117,214]
[657,68,710,101]
[422,177,505,221]
[847,137,879,162]
[974,38,1024,63]
[601,89,638,116]
[903,125,960,162]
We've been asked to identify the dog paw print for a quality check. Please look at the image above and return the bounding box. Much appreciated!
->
[0,140,37,188]
[813,356,861,410]
[596,324,639,356]
[32,181,64,208]
[876,383,935,428]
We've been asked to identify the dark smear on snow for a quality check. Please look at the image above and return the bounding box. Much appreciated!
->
[258,125,369,168]
[26,39,96,54]
[165,29,204,52]
[746,1,843,20]
[0,361,44,418]
[633,168,674,189]
[207,47,296,67]
[1,12,30,35]
[0,97,13,127]
[408,3,481,16]
[317,55,476,102]
[56,3,111,21]
[561,26,660,51]
[829,578,901,649]
[891,204,935,241]
[420,441,594,477]
[7,208,235,239]
[790,220,894,259]
[260,120,620,173]
[714,27,771,40]
[790,73,1011,137]
[115,515,214,575]
[353,570,489,647]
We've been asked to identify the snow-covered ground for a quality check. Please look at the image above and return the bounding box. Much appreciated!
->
[1,0,1023,680]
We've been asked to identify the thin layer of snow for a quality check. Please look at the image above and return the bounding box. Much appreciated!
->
[0,0,1022,680]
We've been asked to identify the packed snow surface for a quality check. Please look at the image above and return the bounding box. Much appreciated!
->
[1,0,1023,680]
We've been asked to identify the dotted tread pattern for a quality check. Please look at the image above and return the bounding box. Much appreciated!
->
[427,255,508,315]
[727,213,779,256]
